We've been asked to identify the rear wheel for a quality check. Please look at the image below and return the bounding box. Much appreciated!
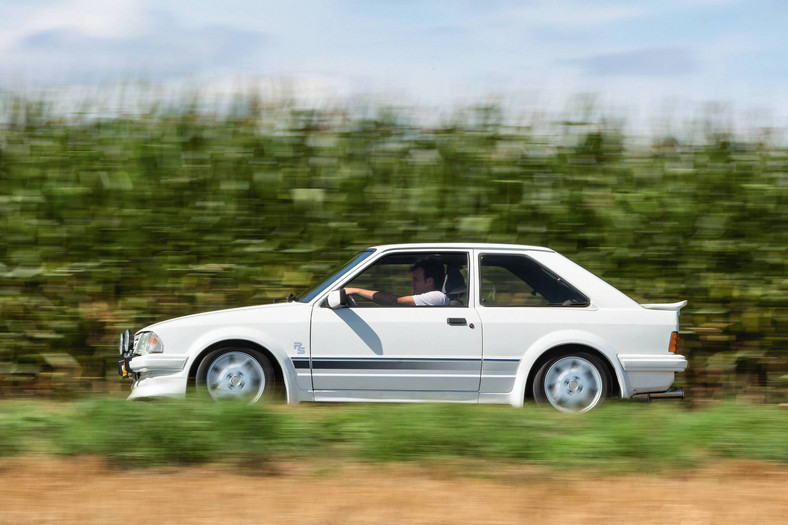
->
[196,347,274,404]
[533,353,609,413]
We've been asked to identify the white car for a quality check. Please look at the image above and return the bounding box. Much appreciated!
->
[118,243,687,413]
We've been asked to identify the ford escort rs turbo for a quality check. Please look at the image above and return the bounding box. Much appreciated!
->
[118,243,687,413]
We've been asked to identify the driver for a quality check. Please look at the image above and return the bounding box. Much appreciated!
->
[344,259,450,306]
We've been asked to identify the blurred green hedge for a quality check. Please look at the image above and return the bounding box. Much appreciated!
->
[1,399,786,469]
[0,96,785,400]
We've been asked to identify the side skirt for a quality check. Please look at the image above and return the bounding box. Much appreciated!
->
[313,390,480,403]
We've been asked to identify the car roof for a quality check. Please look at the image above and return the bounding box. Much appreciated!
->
[368,243,555,253]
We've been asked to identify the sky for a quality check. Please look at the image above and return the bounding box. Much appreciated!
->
[1,0,786,129]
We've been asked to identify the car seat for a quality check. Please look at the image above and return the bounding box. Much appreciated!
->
[442,264,467,307]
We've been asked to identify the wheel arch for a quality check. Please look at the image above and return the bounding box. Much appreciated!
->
[188,339,288,402]
[523,343,621,401]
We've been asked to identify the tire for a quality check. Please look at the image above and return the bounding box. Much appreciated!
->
[195,347,274,404]
[533,352,609,414]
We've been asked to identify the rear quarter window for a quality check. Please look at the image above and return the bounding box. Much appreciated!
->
[479,253,589,307]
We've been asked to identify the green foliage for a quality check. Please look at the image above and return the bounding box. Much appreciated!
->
[57,398,287,465]
[0,402,61,455]
[343,403,788,468]
[673,403,788,462]
[0,400,785,471]
[0,95,785,396]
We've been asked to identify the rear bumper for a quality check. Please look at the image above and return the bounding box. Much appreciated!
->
[618,353,688,397]
[618,354,687,373]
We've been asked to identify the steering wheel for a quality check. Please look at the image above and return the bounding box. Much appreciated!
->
[346,293,358,308]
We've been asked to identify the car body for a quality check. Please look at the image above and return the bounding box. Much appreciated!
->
[118,243,687,413]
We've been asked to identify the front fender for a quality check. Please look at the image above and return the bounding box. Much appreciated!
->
[507,329,628,407]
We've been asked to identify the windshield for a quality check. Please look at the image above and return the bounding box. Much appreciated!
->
[298,250,375,303]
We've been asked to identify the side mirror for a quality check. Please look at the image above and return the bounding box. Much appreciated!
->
[327,289,348,309]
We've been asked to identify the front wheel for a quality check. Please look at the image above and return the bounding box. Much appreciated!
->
[196,347,274,404]
[533,353,609,413]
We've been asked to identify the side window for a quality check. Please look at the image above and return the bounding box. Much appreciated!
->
[346,252,469,307]
[349,258,412,301]
[479,254,588,307]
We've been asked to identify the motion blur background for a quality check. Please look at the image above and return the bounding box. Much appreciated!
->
[0,0,785,403]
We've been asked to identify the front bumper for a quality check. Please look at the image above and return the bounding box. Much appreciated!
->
[127,373,189,400]
[121,355,191,401]
[117,329,191,399]
[128,354,189,374]
[118,352,190,400]
[118,354,188,377]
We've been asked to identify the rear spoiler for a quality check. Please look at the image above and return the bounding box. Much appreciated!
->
[640,300,687,312]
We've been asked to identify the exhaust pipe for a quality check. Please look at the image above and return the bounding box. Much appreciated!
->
[646,387,684,401]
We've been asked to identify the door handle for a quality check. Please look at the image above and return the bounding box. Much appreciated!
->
[447,317,467,326]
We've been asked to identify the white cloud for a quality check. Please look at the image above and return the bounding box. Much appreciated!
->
[0,0,785,128]
[0,0,149,50]
[1,2,267,85]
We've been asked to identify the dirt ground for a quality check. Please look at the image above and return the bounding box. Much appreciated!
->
[0,457,785,524]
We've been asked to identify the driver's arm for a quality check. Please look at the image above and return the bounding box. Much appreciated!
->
[344,287,416,306]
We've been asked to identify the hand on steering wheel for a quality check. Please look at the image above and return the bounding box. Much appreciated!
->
[345,291,358,307]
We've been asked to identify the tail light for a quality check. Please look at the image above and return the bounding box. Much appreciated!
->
[669,331,679,353]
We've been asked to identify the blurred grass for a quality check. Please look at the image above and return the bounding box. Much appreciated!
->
[0,93,786,399]
[0,399,785,471]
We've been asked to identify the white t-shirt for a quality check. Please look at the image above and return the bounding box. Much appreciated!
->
[413,290,450,306]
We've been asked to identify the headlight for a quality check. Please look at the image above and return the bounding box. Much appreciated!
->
[136,331,164,355]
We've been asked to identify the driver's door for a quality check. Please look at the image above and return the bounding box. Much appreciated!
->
[310,305,481,392]
[309,251,482,394]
